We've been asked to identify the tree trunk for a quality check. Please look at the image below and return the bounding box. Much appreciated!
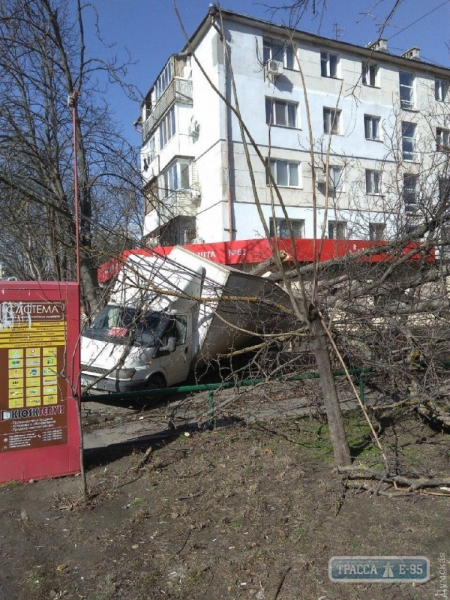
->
[309,312,352,466]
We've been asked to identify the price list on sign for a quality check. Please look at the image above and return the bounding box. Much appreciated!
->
[0,302,68,452]
[0,283,80,483]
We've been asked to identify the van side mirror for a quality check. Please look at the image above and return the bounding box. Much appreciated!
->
[167,337,176,352]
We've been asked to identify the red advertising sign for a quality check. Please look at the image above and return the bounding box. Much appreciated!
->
[98,238,435,284]
[0,282,80,483]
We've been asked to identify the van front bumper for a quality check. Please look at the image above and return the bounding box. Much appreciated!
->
[81,373,146,394]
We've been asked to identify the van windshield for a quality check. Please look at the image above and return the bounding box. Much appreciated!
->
[83,305,167,347]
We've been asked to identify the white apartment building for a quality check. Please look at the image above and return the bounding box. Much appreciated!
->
[138,7,450,253]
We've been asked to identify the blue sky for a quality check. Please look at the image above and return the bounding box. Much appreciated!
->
[87,0,450,146]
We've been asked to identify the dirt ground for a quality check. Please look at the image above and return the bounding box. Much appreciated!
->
[1,400,450,600]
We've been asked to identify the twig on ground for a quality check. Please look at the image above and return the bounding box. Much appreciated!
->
[273,566,291,600]
[177,489,204,501]
[175,528,193,555]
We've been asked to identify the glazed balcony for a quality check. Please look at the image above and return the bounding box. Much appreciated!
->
[143,78,193,141]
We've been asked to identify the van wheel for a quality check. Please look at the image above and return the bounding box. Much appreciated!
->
[135,375,166,408]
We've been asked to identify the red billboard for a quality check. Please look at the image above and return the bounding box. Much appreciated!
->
[0,282,80,483]
[98,238,434,284]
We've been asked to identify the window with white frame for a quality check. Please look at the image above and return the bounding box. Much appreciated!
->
[144,180,158,215]
[403,174,418,211]
[369,223,386,241]
[399,71,415,109]
[267,159,300,187]
[162,159,190,198]
[155,61,173,101]
[366,170,382,194]
[437,128,450,150]
[362,62,378,87]
[328,220,347,239]
[328,166,343,192]
[323,107,341,135]
[269,218,305,238]
[159,107,176,149]
[364,115,381,140]
[321,52,339,77]
[143,136,156,171]
[402,122,416,161]
[176,218,197,245]
[435,78,448,102]
[263,38,295,69]
[265,98,298,128]
[144,98,152,121]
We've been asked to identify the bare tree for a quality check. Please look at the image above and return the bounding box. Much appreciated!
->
[166,2,450,470]
[0,0,143,316]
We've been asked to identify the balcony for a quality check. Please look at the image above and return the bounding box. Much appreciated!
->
[144,189,201,236]
[143,78,193,141]
[160,189,200,225]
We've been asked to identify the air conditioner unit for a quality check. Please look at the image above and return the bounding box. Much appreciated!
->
[188,119,200,137]
[316,171,326,185]
[146,236,160,248]
[265,59,284,78]
[190,189,201,201]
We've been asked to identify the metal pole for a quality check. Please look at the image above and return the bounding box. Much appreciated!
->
[69,91,81,286]
[68,91,87,499]
[208,391,215,429]
[359,374,365,405]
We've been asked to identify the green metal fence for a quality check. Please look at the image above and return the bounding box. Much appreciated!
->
[81,367,374,429]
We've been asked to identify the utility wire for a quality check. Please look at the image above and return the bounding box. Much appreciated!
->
[387,0,450,40]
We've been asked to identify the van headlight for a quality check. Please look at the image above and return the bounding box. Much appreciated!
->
[111,368,136,379]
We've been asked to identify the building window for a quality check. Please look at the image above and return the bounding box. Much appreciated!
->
[144,180,158,215]
[180,219,197,244]
[267,159,300,187]
[143,136,156,171]
[402,122,416,161]
[399,71,414,109]
[149,136,156,162]
[403,174,418,212]
[266,98,298,128]
[263,38,295,69]
[435,79,448,102]
[323,107,341,135]
[437,128,450,150]
[366,170,382,194]
[270,218,305,238]
[321,52,339,78]
[159,107,176,149]
[155,61,173,101]
[439,179,450,202]
[328,221,347,239]
[144,98,152,120]
[328,166,343,192]
[362,62,378,87]
[369,223,386,241]
[162,159,190,198]
[364,115,381,140]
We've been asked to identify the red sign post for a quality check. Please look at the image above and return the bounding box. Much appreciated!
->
[0,282,80,483]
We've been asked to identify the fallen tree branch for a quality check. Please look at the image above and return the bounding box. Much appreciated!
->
[338,466,450,493]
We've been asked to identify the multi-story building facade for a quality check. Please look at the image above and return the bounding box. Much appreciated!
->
[138,7,449,255]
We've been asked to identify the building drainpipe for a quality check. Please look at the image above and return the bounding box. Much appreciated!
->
[224,45,235,242]
[210,5,234,242]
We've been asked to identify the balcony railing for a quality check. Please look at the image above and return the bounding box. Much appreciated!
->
[143,78,193,141]
[160,190,200,225]
[145,190,201,234]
